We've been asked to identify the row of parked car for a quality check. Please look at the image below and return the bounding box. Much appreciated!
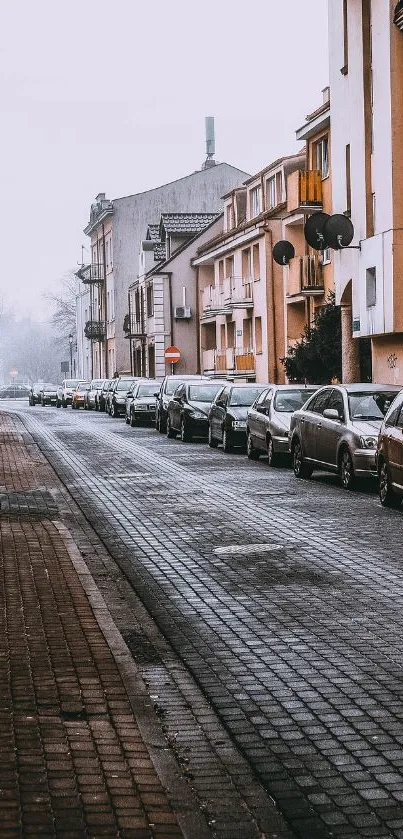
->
[28,374,403,509]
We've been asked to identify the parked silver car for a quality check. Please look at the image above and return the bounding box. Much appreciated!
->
[246,384,319,465]
[289,383,401,489]
[85,379,105,410]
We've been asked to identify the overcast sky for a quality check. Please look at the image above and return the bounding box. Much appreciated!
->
[0,0,329,321]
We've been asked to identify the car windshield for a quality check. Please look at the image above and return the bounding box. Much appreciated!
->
[274,389,317,412]
[78,383,91,389]
[43,383,57,389]
[348,391,397,421]
[230,387,266,407]
[188,384,223,402]
[117,379,134,391]
[137,383,158,397]
[91,380,104,388]
[65,380,79,387]
[166,378,184,395]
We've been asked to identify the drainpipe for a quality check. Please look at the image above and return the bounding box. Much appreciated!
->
[195,266,201,374]
[102,224,108,377]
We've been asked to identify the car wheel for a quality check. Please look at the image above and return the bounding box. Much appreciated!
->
[340,448,355,490]
[125,412,130,425]
[62,399,67,408]
[292,438,313,479]
[56,400,61,408]
[180,418,191,443]
[267,435,277,467]
[130,410,136,428]
[208,425,218,448]
[166,415,176,438]
[246,431,259,460]
[379,459,401,508]
[222,428,232,453]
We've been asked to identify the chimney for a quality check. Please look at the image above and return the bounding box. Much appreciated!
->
[202,117,216,169]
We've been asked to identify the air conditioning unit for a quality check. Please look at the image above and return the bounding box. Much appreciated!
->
[174,306,192,319]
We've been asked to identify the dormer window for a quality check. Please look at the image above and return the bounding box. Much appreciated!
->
[266,172,283,210]
[226,204,234,230]
[250,186,262,218]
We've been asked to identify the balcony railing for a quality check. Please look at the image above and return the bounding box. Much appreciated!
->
[287,255,324,298]
[286,169,323,214]
[201,276,254,316]
[84,320,106,341]
[123,314,146,339]
[78,263,106,284]
[202,347,255,376]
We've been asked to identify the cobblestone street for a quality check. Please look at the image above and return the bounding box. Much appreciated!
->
[5,402,403,839]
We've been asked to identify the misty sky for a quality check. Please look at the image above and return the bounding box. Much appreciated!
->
[0,0,329,321]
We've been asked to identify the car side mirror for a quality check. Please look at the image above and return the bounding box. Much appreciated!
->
[323,408,341,421]
[154,392,159,397]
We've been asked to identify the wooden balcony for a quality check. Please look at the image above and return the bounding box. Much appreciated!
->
[234,348,255,373]
[287,256,324,299]
[287,170,323,215]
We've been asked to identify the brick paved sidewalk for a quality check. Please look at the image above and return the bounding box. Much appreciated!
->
[0,412,192,838]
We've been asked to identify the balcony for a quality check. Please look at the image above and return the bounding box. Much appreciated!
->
[202,347,255,377]
[84,320,106,341]
[123,314,146,339]
[286,170,323,215]
[287,255,324,298]
[77,263,106,284]
[201,277,254,317]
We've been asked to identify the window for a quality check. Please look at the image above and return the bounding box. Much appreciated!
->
[255,317,262,354]
[396,407,403,429]
[308,389,331,415]
[250,186,262,218]
[385,403,402,428]
[253,244,260,279]
[146,284,154,317]
[366,267,376,308]
[346,144,351,214]
[218,260,224,287]
[326,389,345,421]
[266,176,276,209]
[276,171,283,204]
[227,321,235,348]
[316,136,329,179]
[274,389,317,413]
[255,389,271,407]
[348,391,397,421]
[242,248,251,278]
[226,204,233,230]
[229,386,266,407]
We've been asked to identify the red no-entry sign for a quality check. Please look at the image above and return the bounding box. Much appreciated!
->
[164,345,181,364]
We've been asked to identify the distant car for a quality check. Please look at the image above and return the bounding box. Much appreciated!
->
[72,382,91,409]
[28,382,44,405]
[155,374,209,433]
[85,379,105,410]
[166,380,228,442]
[127,379,160,426]
[246,384,319,465]
[99,379,113,412]
[40,383,59,406]
[109,377,137,417]
[0,384,30,400]
[377,389,403,508]
[58,379,82,408]
[289,383,401,489]
[208,382,269,452]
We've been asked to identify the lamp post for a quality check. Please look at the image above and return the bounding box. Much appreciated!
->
[68,334,73,378]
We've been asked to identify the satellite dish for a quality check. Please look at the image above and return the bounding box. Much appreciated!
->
[322,214,354,250]
[304,212,330,251]
[272,240,295,266]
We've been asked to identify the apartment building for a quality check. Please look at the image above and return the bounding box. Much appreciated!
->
[126,213,223,378]
[78,162,249,378]
[328,0,403,384]
[193,153,305,384]
[284,88,333,354]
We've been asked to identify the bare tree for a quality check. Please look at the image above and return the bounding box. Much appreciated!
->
[45,271,79,345]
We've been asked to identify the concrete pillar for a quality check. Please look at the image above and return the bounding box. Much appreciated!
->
[341,304,360,382]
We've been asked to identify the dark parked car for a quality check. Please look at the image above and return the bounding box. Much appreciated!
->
[1,384,30,400]
[155,374,209,433]
[166,380,227,442]
[208,383,269,452]
[127,380,159,426]
[85,379,105,410]
[289,383,401,489]
[377,389,403,508]
[99,379,113,412]
[246,384,319,465]
[40,383,59,406]
[28,382,45,405]
[109,377,137,417]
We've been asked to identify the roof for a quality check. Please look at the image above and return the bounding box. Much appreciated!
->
[159,212,219,236]
[143,214,223,279]
[153,242,166,262]
[147,224,160,240]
